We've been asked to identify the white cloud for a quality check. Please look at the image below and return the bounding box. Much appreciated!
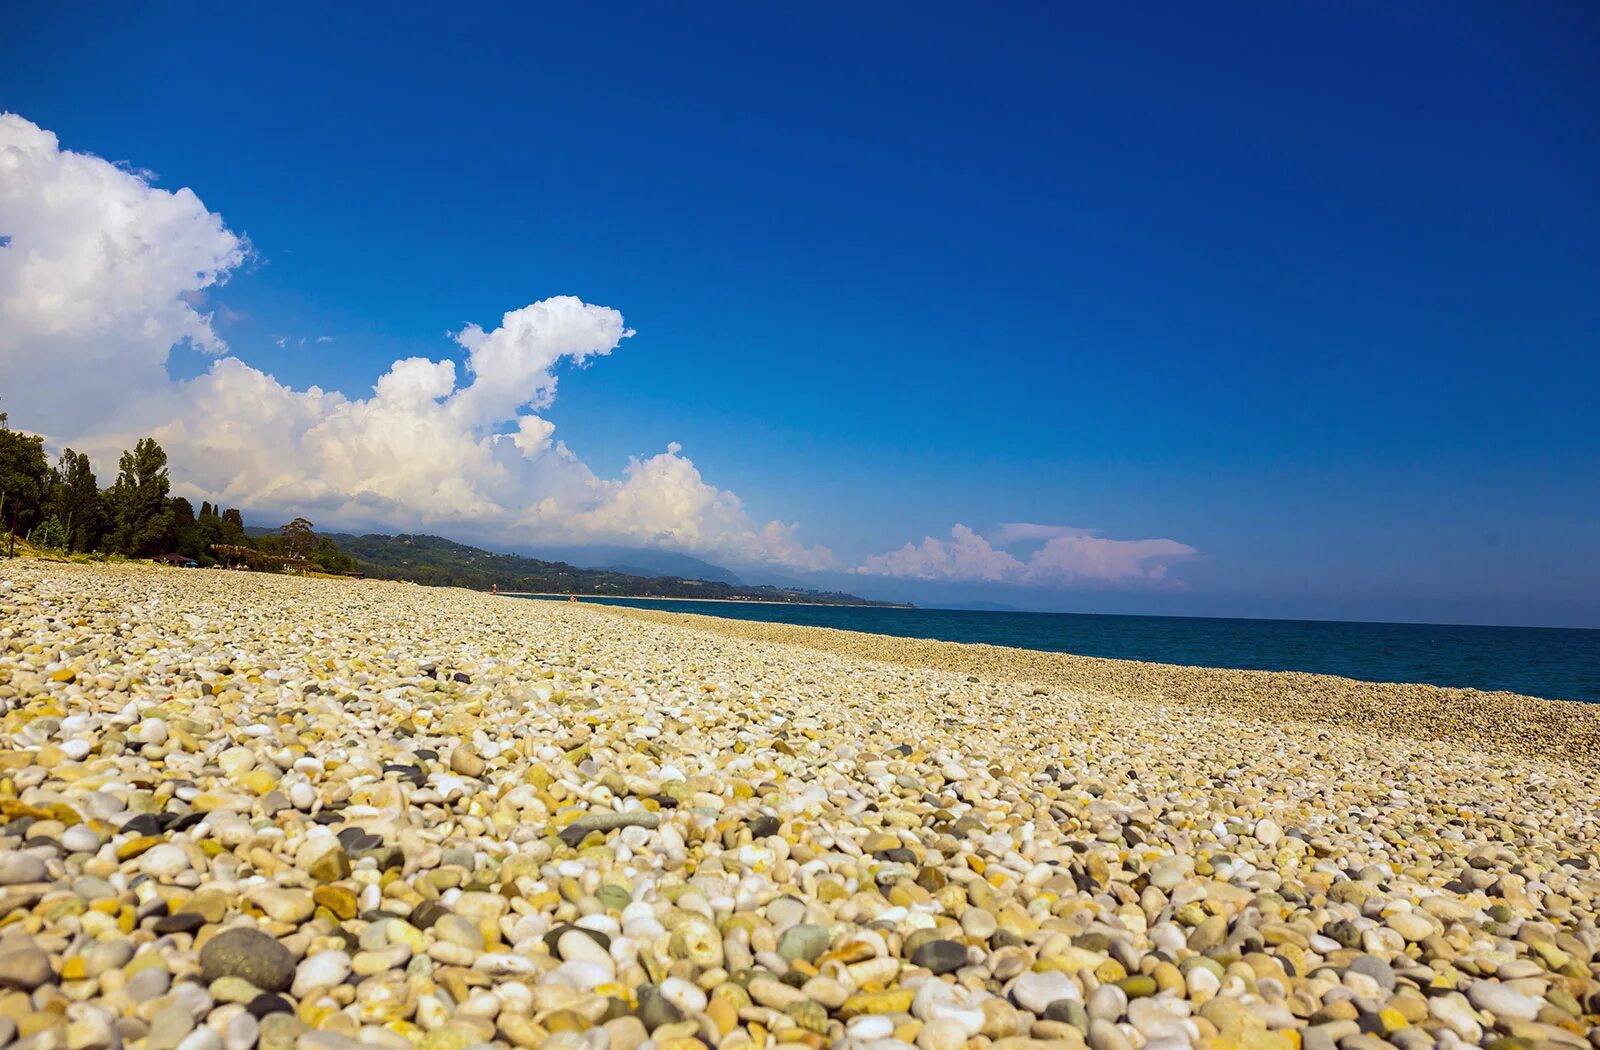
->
[0,112,247,436]
[988,522,1095,544]
[0,113,835,572]
[857,522,1196,586]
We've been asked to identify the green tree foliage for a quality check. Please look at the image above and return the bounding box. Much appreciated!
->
[52,449,104,553]
[309,535,357,575]
[108,438,174,556]
[0,411,52,546]
[28,516,67,550]
[169,496,206,559]
[219,507,247,546]
[279,516,315,558]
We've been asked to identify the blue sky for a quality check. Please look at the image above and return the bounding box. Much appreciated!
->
[4,3,1598,625]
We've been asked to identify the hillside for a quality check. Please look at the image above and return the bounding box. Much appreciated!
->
[319,532,907,606]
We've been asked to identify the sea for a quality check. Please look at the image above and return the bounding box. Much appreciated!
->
[513,596,1600,702]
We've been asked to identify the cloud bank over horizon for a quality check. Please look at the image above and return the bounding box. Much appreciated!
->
[0,112,1197,587]
[857,523,1197,587]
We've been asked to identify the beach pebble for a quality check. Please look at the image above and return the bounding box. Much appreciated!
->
[0,559,1594,1050]
[200,929,295,992]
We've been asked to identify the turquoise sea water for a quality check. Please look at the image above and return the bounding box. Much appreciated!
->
[513,596,1600,702]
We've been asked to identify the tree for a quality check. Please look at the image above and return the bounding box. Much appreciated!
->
[52,449,102,553]
[219,507,246,546]
[0,412,51,554]
[107,438,174,556]
[309,535,357,575]
[28,516,67,550]
[199,500,214,519]
[279,517,315,559]
[170,496,204,559]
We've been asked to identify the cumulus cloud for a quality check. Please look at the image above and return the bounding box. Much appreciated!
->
[0,113,247,435]
[0,113,835,571]
[857,523,1197,586]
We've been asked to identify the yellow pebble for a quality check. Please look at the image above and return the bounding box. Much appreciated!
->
[116,835,164,860]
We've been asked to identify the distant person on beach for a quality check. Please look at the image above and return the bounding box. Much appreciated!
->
[491,583,497,595]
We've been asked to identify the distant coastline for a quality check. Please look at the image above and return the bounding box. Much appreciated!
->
[505,591,915,609]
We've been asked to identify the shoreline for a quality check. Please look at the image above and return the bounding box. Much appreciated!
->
[584,601,1600,769]
[502,590,911,609]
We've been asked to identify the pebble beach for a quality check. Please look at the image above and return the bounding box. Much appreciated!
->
[1,562,1597,1050]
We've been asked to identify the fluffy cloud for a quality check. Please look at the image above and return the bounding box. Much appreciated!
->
[0,113,835,571]
[0,113,247,435]
[857,523,1197,586]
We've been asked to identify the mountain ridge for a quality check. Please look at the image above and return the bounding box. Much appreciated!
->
[309,530,906,606]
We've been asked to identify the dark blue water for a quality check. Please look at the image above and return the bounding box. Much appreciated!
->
[515,596,1600,702]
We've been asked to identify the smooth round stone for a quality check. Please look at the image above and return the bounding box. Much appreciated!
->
[543,924,610,956]
[602,1017,646,1050]
[765,896,807,929]
[140,843,191,879]
[288,782,316,811]
[960,908,997,940]
[1012,971,1080,1014]
[81,939,133,977]
[291,950,351,997]
[210,976,263,1004]
[58,826,100,853]
[148,1004,196,1050]
[175,1027,224,1050]
[1087,983,1128,1023]
[917,1017,968,1050]
[0,854,47,886]
[909,938,967,975]
[246,995,295,1019]
[257,1013,307,1050]
[1347,955,1397,993]
[224,1014,259,1050]
[1386,911,1433,942]
[1088,1018,1135,1050]
[129,968,173,1000]
[200,928,295,992]
[556,928,613,968]
[0,947,53,990]
[434,915,484,951]
[251,888,314,924]
[658,976,707,1015]
[847,1016,896,1040]
[1116,975,1157,999]
[776,923,831,964]
[74,876,117,901]
[1045,999,1090,1030]
[1254,818,1282,846]
[634,985,684,1032]
[1465,980,1541,1021]
[745,814,781,838]
[154,911,206,935]
[594,884,631,911]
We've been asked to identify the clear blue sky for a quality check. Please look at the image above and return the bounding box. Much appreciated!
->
[6,3,1598,625]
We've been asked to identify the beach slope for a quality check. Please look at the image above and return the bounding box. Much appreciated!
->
[1,561,1595,1050]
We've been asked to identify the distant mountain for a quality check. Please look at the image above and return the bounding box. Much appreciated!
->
[315,531,906,606]
[526,544,743,585]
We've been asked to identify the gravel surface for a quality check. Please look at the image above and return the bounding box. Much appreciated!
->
[0,561,1596,1050]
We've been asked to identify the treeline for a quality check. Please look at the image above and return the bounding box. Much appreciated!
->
[0,413,352,573]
